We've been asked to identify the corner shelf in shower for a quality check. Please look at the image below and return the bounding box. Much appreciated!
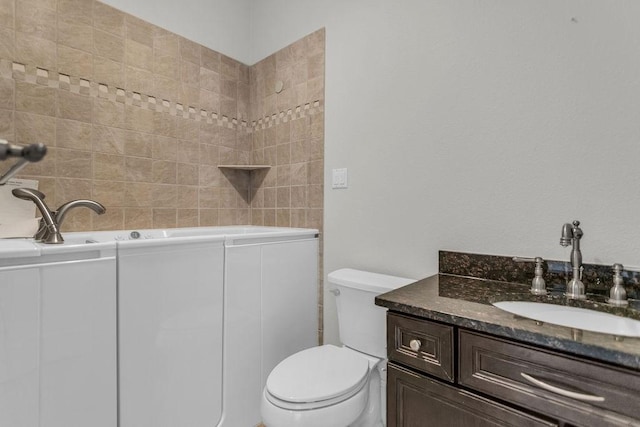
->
[217,165,271,171]
[218,165,272,203]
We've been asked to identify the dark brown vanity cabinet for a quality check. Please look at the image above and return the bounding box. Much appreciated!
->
[387,313,640,427]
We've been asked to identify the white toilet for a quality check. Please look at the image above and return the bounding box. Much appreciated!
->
[260,268,415,427]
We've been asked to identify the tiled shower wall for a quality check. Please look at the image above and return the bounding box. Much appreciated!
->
[0,1,325,339]
[0,0,324,233]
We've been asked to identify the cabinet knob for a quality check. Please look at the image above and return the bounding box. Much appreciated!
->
[409,339,422,352]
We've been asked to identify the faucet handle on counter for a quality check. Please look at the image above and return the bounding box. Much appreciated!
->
[606,263,628,307]
[513,256,547,295]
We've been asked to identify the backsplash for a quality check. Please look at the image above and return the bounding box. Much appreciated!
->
[440,251,640,300]
[0,0,324,234]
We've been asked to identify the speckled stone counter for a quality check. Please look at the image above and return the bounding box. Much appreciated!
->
[376,273,640,371]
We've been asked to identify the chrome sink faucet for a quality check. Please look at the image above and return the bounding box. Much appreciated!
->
[560,220,586,299]
[12,188,106,244]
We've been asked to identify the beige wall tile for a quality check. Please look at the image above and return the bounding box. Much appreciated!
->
[0,27,15,60]
[0,77,14,109]
[58,19,93,53]
[16,32,57,70]
[152,111,176,137]
[177,208,198,227]
[92,179,125,206]
[55,177,92,206]
[124,104,153,133]
[125,39,153,72]
[152,159,176,184]
[94,1,125,37]
[124,130,152,157]
[307,159,323,185]
[154,29,179,57]
[181,61,200,88]
[94,152,125,180]
[0,0,15,29]
[290,162,307,186]
[177,162,198,185]
[151,183,177,207]
[59,0,93,26]
[124,182,152,207]
[15,111,55,146]
[125,65,154,95]
[152,135,177,161]
[94,29,125,63]
[16,1,56,42]
[57,90,92,123]
[199,164,221,187]
[124,207,152,228]
[179,37,200,65]
[199,143,218,165]
[199,208,218,226]
[177,185,197,207]
[57,118,92,150]
[152,208,177,228]
[125,15,155,47]
[94,56,124,88]
[176,140,199,164]
[125,156,153,182]
[58,45,94,79]
[56,148,92,178]
[220,55,239,80]
[16,82,57,116]
[93,97,125,127]
[0,108,14,141]
[93,207,124,230]
[60,209,92,232]
[93,125,125,154]
[201,47,220,72]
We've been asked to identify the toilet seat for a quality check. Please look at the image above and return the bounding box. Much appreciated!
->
[265,345,370,410]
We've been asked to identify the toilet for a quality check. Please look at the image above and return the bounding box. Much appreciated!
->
[260,268,415,427]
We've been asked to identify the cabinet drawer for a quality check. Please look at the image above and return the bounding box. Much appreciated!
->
[387,313,454,382]
[459,330,640,426]
[388,363,556,427]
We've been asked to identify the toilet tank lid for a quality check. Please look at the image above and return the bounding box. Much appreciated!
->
[328,268,415,293]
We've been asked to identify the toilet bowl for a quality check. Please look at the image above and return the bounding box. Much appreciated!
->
[261,345,381,427]
[260,269,415,427]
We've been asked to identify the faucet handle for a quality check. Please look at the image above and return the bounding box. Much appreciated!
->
[607,263,628,307]
[513,257,547,295]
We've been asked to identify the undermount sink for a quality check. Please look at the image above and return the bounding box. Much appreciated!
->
[493,301,640,338]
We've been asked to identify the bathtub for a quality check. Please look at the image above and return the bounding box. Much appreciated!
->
[70,225,319,427]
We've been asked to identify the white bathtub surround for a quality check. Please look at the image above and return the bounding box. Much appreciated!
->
[2,226,318,427]
[0,239,117,427]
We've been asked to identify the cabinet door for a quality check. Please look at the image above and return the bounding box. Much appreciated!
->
[388,363,556,427]
[40,257,117,427]
[118,241,224,427]
[0,266,40,427]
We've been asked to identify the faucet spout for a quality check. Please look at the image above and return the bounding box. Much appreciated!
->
[560,220,585,299]
[55,200,106,228]
[34,199,106,242]
[11,188,64,244]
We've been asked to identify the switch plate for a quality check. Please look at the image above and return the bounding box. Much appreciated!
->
[332,168,348,189]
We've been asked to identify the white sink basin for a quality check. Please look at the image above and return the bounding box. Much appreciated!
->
[493,301,640,338]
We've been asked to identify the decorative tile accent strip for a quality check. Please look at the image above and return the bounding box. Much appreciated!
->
[2,58,323,135]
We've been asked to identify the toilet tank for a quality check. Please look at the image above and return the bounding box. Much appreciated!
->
[328,269,415,358]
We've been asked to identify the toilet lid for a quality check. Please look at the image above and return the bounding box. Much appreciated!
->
[266,345,370,404]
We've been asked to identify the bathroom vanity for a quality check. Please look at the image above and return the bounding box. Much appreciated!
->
[376,252,640,427]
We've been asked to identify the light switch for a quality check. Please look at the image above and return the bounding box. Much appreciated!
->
[332,168,348,189]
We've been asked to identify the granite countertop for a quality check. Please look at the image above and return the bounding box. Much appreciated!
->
[375,274,640,371]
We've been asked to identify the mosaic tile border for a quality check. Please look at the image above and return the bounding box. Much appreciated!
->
[1,59,324,134]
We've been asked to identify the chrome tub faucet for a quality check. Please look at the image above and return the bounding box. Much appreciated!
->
[560,220,586,299]
[12,188,106,244]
